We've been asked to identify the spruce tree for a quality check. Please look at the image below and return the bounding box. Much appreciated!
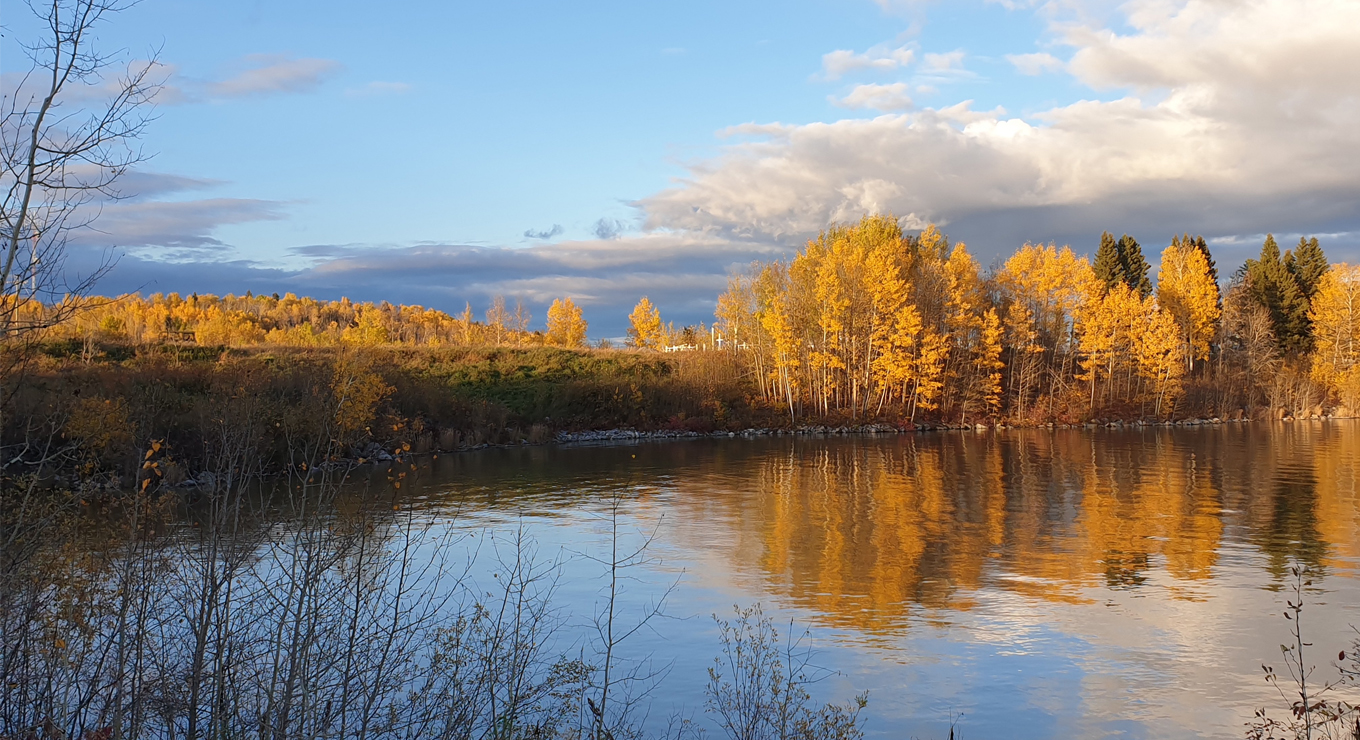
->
[1289,236,1328,299]
[1118,234,1153,298]
[1282,278,1312,353]
[1093,231,1126,293]
[1245,234,1311,354]
[1245,234,1280,309]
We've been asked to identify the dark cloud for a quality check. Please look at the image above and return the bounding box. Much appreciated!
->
[52,167,290,256]
[592,218,626,240]
[523,224,564,240]
[82,234,786,337]
[69,198,288,253]
[288,243,365,259]
[106,171,223,201]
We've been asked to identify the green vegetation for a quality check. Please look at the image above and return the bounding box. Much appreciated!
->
[7,344,762,487]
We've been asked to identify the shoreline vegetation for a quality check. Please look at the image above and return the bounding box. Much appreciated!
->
[8,215,1360,486]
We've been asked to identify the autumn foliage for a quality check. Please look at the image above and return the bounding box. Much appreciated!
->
[39,291,567,349]
[714,216,1348,423]
[17,215,1360,429]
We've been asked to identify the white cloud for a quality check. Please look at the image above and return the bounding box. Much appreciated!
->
[44,54,346,104]
[922,50,966,71]
[820,45,916,80]
[833,83,914,111]
[915,50,976,84]
[1006,51,1064,76]
[344,81,412,97]
[641,0,1360,262]
[205,54,342,98]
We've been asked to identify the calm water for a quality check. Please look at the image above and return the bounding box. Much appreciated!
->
[378,422,1360,739]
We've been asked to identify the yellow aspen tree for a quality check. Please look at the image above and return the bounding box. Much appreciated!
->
[911,328,949,419]
[943,242,983,416]
[1077,283,1144,410]
[627,296,663,350]
[1077,287,1118,410]
[760,293,801,420]
[866,233,911,411]
[1136,303,1185,416]
[1309,264,1360,409]
[812,247,850,413]
[458,302,475,345]
[872,302,922,408]
[1002,301,1044,418]
[917,223,949,261]
[341,310,388,346]
[545,297,588,347]
[751,263,789,402]
[1156,241,1221,372]
[979,307,1005,415]
[714,273,755,351]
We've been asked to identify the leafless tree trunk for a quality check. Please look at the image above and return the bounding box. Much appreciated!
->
[0,0,161,441]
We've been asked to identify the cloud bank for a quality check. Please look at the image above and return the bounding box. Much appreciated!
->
[644,0,1360,266]
[84,234,786,336]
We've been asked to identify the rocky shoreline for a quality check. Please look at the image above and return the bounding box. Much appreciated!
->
[551,415,1281,445]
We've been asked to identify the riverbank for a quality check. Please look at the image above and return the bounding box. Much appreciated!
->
[5,340,1316,492]
[554,416,1272,444]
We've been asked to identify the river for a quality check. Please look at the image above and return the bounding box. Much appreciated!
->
[381,421,1360,739]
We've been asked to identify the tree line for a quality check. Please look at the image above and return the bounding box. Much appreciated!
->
[36,291,591,349]
[699,215,1353,423]
[32,212,1359,424]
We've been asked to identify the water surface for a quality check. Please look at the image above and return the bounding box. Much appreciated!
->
[389,422,1360,739]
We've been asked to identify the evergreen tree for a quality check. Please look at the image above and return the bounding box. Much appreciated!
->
[1244,234,1313,354]
[1289,236,1328,299]
[1093,231,1126,293]
[1118,234,1153,298]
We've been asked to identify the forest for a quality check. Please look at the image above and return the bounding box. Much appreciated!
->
[708,216,1347,424]
[26,214,1358,433]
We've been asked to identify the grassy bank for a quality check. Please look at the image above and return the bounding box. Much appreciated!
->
[9,341,776,487]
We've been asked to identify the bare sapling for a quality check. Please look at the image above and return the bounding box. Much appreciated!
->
[706,603,868,740]
[580,492,679,740]
[0,0,161,436]
[1248,563,1360,740]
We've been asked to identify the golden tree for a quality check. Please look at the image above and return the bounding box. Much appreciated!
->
[997,242,1097,415]
[545,297,588,347]
[1137,305,1186,416]
[1309,264,1360,409]
[627,296,664,350]
[1078,283,1145,411]
[1157,241,1221,371]
[341,310,389,346]
[978,307,1005,416]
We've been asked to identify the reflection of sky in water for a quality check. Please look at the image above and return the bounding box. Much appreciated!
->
[379,423,1360,739]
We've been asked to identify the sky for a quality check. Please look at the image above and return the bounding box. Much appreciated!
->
[4,0,1360,337]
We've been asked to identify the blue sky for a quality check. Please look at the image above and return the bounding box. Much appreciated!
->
[5,0,1360,335]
